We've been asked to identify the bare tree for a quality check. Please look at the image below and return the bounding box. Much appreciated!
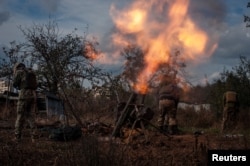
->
[16,19,105,94]
[0,41,28,78]
[0,19,113,125]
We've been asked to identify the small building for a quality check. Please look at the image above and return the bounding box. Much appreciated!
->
[37,92,64,119]
[0,78,13,93]
[0,90,64,120]
[0,76,64,120]
[0,91,18,118]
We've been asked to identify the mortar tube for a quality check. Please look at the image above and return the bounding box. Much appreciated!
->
[140,94,146,105]
[112,92,137,137]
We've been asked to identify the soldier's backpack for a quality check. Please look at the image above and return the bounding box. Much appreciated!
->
[49,125,82,141]
[23,69,37,90]
[159,84,179,102]
[225,91,237,103]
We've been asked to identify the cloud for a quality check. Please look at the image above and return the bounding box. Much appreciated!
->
[0,44,5,57]
[39,0,61,12]
[189,0,226,23]
[184,0,250,85]
[211,23,250,67]
[0,0,249,86]
[197,71,221,85]
[0,11,10,25]
[1,0,62,20]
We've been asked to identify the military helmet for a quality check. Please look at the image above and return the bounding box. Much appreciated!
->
[13,62,25,73]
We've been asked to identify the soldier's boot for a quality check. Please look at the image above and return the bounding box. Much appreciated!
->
[31,131,39,143]
[168,125,179,135]
[31,137,36,143]
[158,124,168,132]
[157,117,165,132]
[163,124,168,131]
[158,124,168,133]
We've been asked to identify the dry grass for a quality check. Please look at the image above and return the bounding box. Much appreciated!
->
[1,104,250,165]
[177,108,216,128]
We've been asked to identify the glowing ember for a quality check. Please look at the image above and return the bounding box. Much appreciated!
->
[110,0,217,94]
[84,43,98,60]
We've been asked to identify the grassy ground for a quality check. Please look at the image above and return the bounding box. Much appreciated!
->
[1,105,250,166]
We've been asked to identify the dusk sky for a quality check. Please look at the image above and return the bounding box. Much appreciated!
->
[0,0,250,86]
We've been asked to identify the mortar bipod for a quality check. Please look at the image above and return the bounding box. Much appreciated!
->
[127,104,171,143]
[127,103,149,143]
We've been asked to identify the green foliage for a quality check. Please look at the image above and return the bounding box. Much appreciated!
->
[181,56,250,122]
[199,56,250,123]
[208,79,225,119]
[209,56,250,109]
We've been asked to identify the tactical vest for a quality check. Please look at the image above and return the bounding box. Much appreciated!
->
[225,91,237,103]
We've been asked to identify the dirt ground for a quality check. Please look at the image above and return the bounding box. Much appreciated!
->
[0,118,249,166]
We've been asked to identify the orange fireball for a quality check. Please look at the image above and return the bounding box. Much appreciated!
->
[110,0,217,94]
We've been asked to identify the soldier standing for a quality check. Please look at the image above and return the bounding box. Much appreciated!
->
[13,63,38,142]
[157,77,180,135]
[221,90,240,133]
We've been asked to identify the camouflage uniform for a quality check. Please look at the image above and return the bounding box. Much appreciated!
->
[13,63,37,141]
[221,91,240,133]
[158,82,180,134]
